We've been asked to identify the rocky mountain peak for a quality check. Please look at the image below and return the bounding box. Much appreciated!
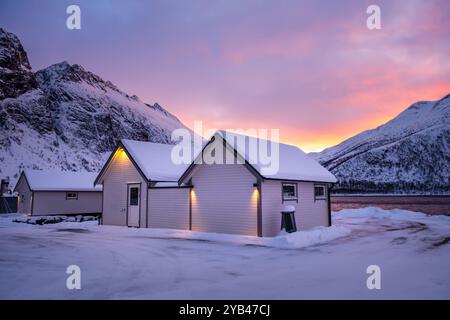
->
[36,61,120,93]
[0,28,37,99]
[0,28,188,185]
[0,28,32,71]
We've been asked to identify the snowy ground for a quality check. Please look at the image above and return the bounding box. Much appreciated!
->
[0,207,449,299]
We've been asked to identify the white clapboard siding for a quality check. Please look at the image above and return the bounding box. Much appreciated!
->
[261,180,329,237]
[32,191,102,216]
[101,150,147,227]
[191,163,258,236]
[14,174,32,214]
[147,188,189,230]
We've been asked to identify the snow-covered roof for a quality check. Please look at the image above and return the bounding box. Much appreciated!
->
[121,139,190,181]
[21,170,102,191]
[216,130,337,183]
[153,182,189,188]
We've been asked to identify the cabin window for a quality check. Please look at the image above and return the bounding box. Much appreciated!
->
[129,187,139,206]
[282,183,298,202]
[66,192,78,200]
[314,185,326,200]
[21,194,25,203]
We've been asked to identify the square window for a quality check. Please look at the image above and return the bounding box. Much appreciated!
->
[314,185,326,200]
[66,192,78,200]
[282,183,297,201]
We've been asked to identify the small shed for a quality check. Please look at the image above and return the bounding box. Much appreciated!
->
[14,170,102,216]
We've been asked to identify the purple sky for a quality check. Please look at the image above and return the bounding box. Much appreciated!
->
[1,0,449,151]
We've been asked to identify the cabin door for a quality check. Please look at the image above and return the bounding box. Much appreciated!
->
[127,184,140,227]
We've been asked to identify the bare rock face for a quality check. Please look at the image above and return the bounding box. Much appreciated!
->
[0,28,37,99]
[0,28,188,185]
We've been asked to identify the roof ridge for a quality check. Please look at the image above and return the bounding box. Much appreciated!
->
[216,130,303,151]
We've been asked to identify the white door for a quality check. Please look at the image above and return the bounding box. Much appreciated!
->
[127,184,140,227]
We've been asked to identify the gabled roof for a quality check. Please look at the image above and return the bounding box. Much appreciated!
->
[121,139,190,181]
[95,139,192,185]
[15,170,102,192]
[180,130,337,184]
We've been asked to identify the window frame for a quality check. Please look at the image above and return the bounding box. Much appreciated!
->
[314,184,327,201]
[282,182,298,203]
[65,191,78,200]
[129,187,139,206]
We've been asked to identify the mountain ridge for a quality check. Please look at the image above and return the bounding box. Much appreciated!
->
[0,28,188,186]
[312,93,450,194]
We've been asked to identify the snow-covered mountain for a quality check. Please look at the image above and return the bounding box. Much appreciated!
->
[312,94,450,194]
[0,28,188,186]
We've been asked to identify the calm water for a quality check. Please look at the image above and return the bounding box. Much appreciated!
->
[331,195,450,216]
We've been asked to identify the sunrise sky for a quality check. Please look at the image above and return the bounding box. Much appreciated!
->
[1,0,449,152]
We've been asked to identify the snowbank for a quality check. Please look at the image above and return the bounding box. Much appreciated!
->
[87,224,351,249]
[1,207,449,299]
[12,214,98,225]
[2,213,351,249]
[334,207,450,223]
[264,226,352,249]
